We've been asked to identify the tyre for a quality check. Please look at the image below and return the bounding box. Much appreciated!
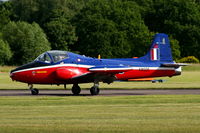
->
[31,88,39,95]
[72,85,81,95]
[90,87,100,95]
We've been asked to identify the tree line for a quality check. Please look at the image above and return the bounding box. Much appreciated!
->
[0,0,200,65]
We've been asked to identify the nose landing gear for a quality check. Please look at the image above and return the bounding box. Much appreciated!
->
[28,84,39,95]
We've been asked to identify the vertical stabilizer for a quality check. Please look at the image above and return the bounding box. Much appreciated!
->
[141,33,173,62]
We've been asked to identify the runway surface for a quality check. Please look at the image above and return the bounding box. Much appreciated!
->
[0,89,200,96]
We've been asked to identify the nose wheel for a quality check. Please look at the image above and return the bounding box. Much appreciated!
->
[28,84,39,95]
[31,88,39,95]
[72,84,81,95]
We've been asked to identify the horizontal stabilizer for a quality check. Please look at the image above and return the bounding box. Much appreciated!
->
[89,65,132,73]
[161,63,188,68]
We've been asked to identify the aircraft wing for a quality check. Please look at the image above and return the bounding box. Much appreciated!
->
[89,65,132,73]
[72,65,133,84]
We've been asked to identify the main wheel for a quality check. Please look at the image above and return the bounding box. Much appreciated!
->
[31,88,39,95]
[90,87,100,95]
[72,84,81,95]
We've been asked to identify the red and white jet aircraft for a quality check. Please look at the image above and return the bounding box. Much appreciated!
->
[10,33,186,95]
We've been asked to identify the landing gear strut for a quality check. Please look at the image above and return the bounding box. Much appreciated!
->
[90,82,100,95]
[64,84,67,89]
[72,84,81,95]
[28,84,39,95]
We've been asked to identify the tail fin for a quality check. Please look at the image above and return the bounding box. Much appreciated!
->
[141,33,173,62]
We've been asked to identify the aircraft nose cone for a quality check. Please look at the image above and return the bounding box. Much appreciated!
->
[10,69,16,75]
[10,69,17,81]
[9,66,24,81]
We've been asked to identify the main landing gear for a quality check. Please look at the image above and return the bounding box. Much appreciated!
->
[28,84,39,95]
[72,84,81,95]
[90,82,100,95]
[71,82,100,95]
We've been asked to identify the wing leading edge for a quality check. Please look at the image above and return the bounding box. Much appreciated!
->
[89,65,132,73]
[72,65,133,84]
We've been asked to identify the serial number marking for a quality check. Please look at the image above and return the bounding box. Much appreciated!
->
[139,67,149,71]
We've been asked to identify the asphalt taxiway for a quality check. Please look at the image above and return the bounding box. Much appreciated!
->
[0,89,200,96]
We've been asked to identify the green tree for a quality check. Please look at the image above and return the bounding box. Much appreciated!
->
[141,0,200,59]
[12,0,87,25]
[2,21,50,65]
[12,0,40,23]
[169,36,180,61]
[0,39,12,65]
[0,1,13,30]
[11,0,84,51]
[73,0,150,58]
[44,9,77,50]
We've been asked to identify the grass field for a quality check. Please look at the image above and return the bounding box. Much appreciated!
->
[0,65,200,133]
[0,95,200,133]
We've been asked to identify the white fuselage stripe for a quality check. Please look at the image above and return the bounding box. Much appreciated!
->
[12,64,94,73]
[89,67,133,71]
[89,67,175,71]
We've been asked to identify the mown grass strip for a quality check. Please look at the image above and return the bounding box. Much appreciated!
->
[0,95,200,133]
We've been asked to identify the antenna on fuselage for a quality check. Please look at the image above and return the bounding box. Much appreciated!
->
[98,54,101,59]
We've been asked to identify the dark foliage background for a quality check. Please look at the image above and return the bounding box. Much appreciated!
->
[0,0,199,65]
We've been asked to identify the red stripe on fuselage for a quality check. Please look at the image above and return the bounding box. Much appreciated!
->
[116,69,175,80]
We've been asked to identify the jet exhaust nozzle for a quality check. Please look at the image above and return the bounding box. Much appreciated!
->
[174,66,182,76]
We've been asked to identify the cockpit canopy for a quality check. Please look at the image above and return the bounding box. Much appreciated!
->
[35,50,69,63]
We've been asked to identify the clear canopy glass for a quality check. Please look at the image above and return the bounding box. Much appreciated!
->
[35,51,68,63]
